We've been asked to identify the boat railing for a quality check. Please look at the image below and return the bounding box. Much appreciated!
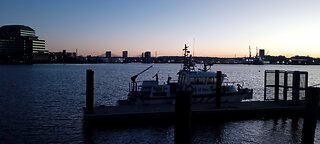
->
[129,81,144,92]
[129,82,138,92]
[168,80,178,83]
[129,79,178,92]
[222,81,245,88]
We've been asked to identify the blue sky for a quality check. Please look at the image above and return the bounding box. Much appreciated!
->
[1,0,320,57]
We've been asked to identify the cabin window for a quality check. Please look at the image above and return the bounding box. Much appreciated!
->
[191,78,197,84]
[191,77,210,85]
[197,78,206,84]
[207,77,214,84]
[153,87,163,92]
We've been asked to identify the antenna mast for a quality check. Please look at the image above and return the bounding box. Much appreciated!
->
[183,44,189,57]
[183,44,192,71]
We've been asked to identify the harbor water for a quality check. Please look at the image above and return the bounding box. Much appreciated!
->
[0,64,320,143]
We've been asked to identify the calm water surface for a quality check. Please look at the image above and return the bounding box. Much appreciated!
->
[0,64,320,143]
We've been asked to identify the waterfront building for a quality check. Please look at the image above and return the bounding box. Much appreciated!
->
[144,51,151,58]
[0,25,47,62]
[49,50,77,63]
[259,49,265,58]
[105,51,111,58]
[122,51,128,58]
[142,51,152,63]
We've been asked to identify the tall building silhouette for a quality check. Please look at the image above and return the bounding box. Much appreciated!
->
[0,25,46,62]
[144,51,151,58]
[105,51,111,58]
[122,51,128,58]
[259,49,265,58]
[142,51,152,63]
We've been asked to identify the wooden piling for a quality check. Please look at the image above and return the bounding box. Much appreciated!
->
[305,73,308,90]
[283,72,288,101]
[216,71,222,109]
[292,71,300,105]
[274,70,279,101]
[174,87,192,144]
[86,69,94,114]
[264,71,267,100]
[302,87,320,144]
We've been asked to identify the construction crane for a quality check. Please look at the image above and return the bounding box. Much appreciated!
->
[131,65,153,83]
[266,50,270,55]
[249,45,251,58]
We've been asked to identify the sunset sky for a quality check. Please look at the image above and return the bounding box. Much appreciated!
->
[1,0,320,57]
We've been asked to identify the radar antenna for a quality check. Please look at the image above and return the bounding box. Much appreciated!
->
[183,44,190,57]
[199,61,213,72]
[182,44,193,71]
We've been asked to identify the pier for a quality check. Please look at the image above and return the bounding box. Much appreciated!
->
[83,69,320,143]
[83,69,312,127]
[84,101,305,127]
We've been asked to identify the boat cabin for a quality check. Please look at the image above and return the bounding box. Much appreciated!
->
[140,80,170,97]
[177,70,226,95]
[122,44,253,105]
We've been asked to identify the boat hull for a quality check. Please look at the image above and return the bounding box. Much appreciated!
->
[118,89,253,105]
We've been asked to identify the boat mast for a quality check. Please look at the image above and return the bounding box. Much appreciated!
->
[182,44,192,71]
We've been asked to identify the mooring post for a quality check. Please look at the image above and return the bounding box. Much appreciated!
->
[301,87,320,144]
[274,70,280,101]
[216,71,222,109]
[86,69,94,114]
[264,70,267,100]
[283,72,288,101]
[175,87,192,144]
[292,71,300,105]
[305,72,308,90]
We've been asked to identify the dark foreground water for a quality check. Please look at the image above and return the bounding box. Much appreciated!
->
[0,64,320,143]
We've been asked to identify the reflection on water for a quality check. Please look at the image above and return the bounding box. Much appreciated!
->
[82,117,308,144]
[0,64,320,143]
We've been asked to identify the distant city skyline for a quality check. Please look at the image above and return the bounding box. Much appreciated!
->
[1,0,320,57]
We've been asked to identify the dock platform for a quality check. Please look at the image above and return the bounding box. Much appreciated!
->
[83,69,310,127]
[83,100,306,127]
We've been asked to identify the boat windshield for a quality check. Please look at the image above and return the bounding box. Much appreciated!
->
[190,77,215,85]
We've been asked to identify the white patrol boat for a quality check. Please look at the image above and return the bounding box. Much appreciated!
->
[118,44,253,105]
